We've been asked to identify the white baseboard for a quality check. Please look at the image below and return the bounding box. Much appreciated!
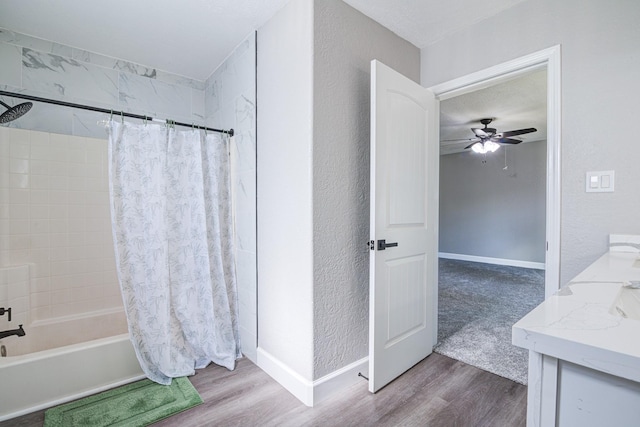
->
[256,347,368,407]
[313,356,368,404]
[439,252,545,270]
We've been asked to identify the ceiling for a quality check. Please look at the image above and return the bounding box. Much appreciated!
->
[343,0,528,49]
[0,0,543,149]
[440,70,547,155]
[0,0,526,81]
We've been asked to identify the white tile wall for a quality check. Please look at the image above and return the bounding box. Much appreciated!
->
[0,43,21,88]
[0,127,121,324]
[118,73,191,118]
[205,32,257,361]
[0,264,29,330]
[0,27,207,139]
[22,48,119,106]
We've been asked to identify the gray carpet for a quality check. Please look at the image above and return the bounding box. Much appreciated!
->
[435,258,545,384]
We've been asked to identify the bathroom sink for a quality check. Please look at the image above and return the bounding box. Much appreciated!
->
[609,281,640,321]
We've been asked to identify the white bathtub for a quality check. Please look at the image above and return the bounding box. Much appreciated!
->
[5,308,129,356]
[0,334,144,421]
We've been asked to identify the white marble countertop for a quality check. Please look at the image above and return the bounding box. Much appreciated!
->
[513,249,640,383]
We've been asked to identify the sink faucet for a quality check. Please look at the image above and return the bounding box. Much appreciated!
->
[0,324,25,339]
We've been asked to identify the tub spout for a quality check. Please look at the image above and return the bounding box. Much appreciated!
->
[0,324,25,339]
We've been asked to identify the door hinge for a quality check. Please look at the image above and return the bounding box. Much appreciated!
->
[369,240,375,250]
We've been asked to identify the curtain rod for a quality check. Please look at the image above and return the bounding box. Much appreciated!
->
[0,90,234,136]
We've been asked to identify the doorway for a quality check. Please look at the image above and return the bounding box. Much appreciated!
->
[431,45,561,292]
[428,46,561,381]
[438,69,547,266]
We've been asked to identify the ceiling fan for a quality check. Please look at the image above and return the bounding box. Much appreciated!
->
[448,118,537,154]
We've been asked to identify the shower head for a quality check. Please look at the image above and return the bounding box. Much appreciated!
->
[0,100,33,124]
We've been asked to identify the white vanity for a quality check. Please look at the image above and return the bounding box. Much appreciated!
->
[513,235,640,426]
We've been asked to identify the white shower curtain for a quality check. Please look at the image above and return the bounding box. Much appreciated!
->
[107,121,240,385]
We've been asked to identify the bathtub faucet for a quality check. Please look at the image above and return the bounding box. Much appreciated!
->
[0,324,25,339]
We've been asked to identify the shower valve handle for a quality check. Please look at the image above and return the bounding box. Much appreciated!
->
[0,307,11,322]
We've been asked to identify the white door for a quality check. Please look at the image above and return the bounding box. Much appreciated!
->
[369,60,438,393]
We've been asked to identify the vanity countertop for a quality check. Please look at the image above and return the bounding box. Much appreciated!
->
[512,250,640,383]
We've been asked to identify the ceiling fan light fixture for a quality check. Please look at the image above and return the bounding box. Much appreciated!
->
[471,140,500,154]
[486,141,500,153]
[471,142,484,154]
[461,119,536,154]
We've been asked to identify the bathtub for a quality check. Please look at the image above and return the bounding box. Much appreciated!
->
[5,308,129,356]
[0,334,144,421]
[0,311,144,421]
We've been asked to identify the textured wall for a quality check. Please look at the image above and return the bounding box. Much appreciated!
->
[439,141,547,263]
[421,0,640,285]
[257,0,315,380]
[312,0,420,379]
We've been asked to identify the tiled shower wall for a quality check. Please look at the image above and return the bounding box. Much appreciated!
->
[206,33,258,362]
[0,265,29,331]
[0,28,206,138]
[0,127,119,324]
[0,28,257,356]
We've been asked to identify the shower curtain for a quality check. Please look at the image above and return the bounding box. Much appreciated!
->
[107,121,240,385]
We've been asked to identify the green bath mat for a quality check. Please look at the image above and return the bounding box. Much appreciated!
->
[43,377,202,427]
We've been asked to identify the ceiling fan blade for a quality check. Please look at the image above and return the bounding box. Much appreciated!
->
[498,127,537,138]
[472,128,489,138]
[493,137,522,144]
[441,137,477,142]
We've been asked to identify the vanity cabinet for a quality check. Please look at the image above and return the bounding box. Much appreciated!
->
[513,235,640,426]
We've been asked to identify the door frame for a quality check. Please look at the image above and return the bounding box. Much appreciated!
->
[429,45,561,300]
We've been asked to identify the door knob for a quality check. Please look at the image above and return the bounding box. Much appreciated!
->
[377,239,398,251]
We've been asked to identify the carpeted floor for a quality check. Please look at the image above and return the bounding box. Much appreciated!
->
[436,258,545,384]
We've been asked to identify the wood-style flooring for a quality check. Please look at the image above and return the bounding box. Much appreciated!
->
[3,353,526,427]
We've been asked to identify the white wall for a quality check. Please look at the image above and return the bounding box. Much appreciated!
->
[257,0,315,381]
[421,0,640,284]
[257,0,420,392]
[439,140,547,264]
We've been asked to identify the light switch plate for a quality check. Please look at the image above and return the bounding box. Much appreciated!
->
[586,170,615,192]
